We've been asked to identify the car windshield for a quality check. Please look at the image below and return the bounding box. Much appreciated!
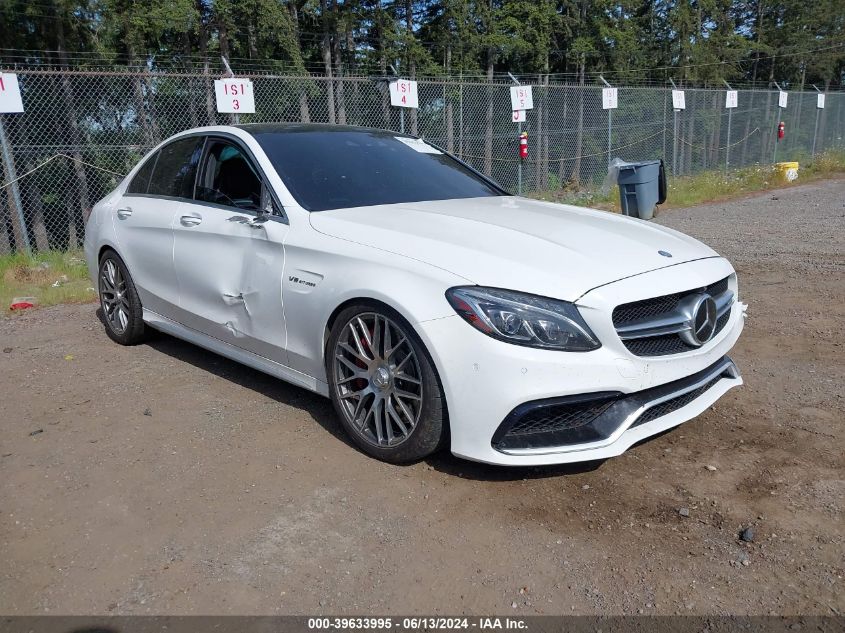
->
[248,128,506,212]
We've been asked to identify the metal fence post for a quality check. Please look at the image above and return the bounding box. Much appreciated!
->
[0,115,31,254]
[723,80,733,174]
[221,56,240,125]
[508,72,523,196]
[669,79,680,176]
[773,81,783,164]
[811,85,822,158]
[600,76,613,167]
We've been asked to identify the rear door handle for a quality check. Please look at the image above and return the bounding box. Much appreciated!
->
[180,214,202,227]
[116,207,133,219]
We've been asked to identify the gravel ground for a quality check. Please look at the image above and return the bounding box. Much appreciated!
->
[0,179,843,616]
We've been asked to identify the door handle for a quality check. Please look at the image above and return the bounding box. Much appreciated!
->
[180,214,202,227]
[116,207,133,219]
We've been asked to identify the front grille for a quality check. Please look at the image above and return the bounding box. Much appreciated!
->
[613,276,732,357]
[505,400,615,437]
[632,374,724,428]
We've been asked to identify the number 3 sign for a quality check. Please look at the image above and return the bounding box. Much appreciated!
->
[214,78,255,114]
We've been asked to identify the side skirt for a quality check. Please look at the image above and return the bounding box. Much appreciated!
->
[142,309,330,397]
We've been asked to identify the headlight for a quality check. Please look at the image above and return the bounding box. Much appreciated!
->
[445,286,601,352]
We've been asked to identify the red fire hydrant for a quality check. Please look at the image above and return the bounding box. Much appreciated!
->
[519,131,528,160]
[777,121,785,142]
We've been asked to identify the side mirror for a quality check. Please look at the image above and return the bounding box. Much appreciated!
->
[252,199,272,223]
[252,189,274,224]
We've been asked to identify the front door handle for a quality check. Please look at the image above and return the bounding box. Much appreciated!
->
[180,214,202,227]
[116,207,133,219]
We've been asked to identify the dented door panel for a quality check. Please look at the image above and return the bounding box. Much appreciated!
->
[171,201,289,363]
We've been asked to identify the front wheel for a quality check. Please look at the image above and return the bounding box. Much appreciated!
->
[326,305,447,463]
[98,251,146,345]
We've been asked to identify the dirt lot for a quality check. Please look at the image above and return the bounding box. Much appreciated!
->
[1,179,843,616]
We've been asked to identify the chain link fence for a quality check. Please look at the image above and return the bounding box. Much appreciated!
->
[1,65,844,254]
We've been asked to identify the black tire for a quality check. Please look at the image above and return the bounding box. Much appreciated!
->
[326,303,448,463]
[98,250,146,345]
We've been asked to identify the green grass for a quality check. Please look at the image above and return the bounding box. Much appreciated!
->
[0,249,96,314]
[531,148,845,212]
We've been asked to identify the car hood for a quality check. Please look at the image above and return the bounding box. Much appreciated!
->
[309,196,718,301]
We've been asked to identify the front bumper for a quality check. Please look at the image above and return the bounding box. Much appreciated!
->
[417,257,745,466]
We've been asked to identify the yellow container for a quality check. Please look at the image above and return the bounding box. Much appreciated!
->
[775,161,799,183]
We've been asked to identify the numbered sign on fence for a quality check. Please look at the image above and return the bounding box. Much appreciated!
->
[0,73,24,113]
[778,91,788,109]
[725,90,738,109]
[602,87,618,110]
[214,78,255,113]
[511,109,526,123]
[510,86,533,111]
[672,90,686,110]
[817,93,825,109]
[389,79,419,108]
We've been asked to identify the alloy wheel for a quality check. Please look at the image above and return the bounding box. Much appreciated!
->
[333,313,423,447]
[99,259,130,334]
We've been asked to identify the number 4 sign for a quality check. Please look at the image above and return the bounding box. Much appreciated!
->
[214,78,255,114]
[0,73,25,113]
[389,79,419,108]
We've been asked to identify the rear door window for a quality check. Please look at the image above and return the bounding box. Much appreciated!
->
[126,152,158,194]
[148,137,204,199]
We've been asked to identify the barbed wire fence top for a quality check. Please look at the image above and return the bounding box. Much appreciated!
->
[1,65,844,254]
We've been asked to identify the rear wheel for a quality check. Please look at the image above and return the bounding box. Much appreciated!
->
[327,305,447,463]
[98,251,146,345]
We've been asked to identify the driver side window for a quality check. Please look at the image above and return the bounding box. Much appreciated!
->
[196,140,263,211]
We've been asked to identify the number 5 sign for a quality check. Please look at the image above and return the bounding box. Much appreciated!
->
[0,73,25,113]
[510,86,533,111]
[389,79,419,108]
[214,78,255,114]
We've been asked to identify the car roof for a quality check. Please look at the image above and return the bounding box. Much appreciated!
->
[234,123,411,137]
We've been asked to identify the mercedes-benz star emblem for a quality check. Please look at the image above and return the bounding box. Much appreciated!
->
[678,293,718,347]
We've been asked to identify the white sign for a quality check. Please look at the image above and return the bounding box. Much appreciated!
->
[389,79,419,108]
[510,86,533,111]
[817,93,825,109]
[672,90,686,110]
[725,90,738,109]
[0,73,24,113]
[602,87,618,110]
[511,109,526,123]
[778,91,788,109]
[214,78,255,113]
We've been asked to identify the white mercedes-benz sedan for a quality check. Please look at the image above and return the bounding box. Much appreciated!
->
[84,124,746,466]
